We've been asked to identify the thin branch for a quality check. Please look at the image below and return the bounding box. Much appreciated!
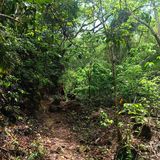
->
[140,52,159,66]
[73,17,101,38]
[134,16,160,48]
[131,4,150,13]
[0,13,21,23]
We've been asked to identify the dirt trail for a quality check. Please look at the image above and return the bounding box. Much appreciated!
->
[37,112,85,160]
[35,99,160,160]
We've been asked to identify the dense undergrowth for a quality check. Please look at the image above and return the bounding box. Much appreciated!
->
[0,0,160,160]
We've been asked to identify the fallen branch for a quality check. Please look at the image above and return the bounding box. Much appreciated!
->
[0,146,8,152]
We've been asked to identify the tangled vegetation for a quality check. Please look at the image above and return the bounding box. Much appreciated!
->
[0,0,160,160]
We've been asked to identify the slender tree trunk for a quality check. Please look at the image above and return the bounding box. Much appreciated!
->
[135,16,160,48]
[152,0,160,38]
[33,0,36,37]
[88,63,92,106]
[0,0,4,13]
[110,43,117,108]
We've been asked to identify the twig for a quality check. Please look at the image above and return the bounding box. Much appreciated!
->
[0,13,21,23]
[0,146,8,152]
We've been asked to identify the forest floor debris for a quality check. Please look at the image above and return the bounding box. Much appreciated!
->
[0,102,160,160]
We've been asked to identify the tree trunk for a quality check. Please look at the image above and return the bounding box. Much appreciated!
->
[109,42,117,108]
[152,0,160,38]
[135,16,160,48]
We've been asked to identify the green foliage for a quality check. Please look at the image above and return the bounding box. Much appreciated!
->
[26,0,52,4]
[63,61,113,101]
[117,64,143,100]
[0,74,24,121]
[121,103,147,116]
[28,135,46,160]
[0,0,159,124]
[0,0,160,159]
[0,0,79,113]
[0,25,21,70]
[99,110,113,127]
[120,103,148,124]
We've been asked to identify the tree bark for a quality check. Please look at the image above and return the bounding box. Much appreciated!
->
[152,0,160,38]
